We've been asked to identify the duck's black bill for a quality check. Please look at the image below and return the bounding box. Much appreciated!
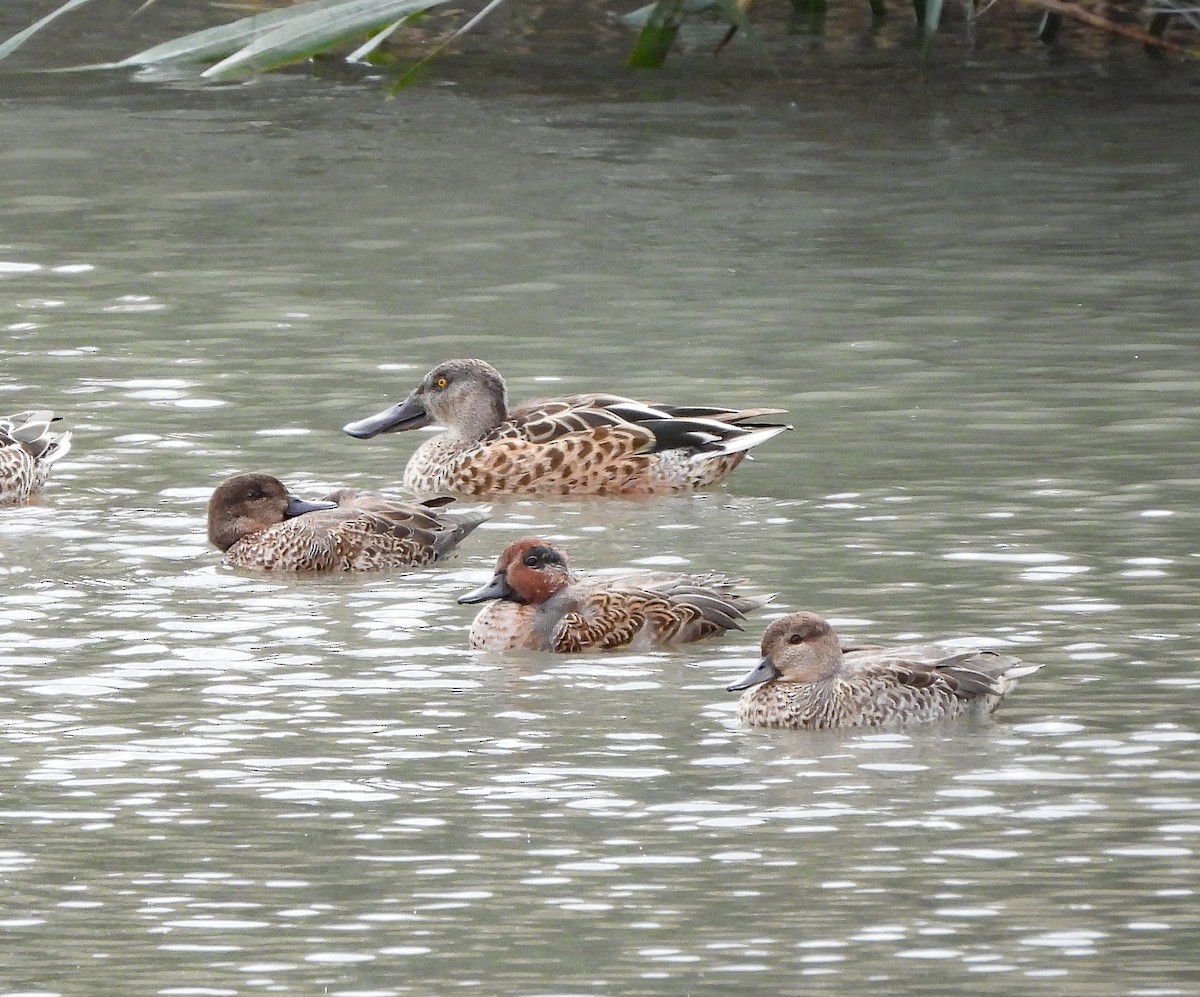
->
[457,573,515,605]
[342,393,430,438]
[284,494,339,518]
[725,656,780,692]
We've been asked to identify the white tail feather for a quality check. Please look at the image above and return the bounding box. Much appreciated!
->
[41,431,72,464]
[692,424,791,461]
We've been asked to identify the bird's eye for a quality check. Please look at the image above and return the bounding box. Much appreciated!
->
[788,633,804,644]
[435,376,448,389]
[523,554,540,567]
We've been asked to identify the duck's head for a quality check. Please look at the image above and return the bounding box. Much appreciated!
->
[458,537,574,607]
[726,611,842,691]
[342,358,508,441]
[206,472,336,552]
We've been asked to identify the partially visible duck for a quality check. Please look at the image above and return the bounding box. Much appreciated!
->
[342,358,790,497]
[0,410,72,505]
[207,472,487,572]
[457,537,772,652]
[727,611,1042,729]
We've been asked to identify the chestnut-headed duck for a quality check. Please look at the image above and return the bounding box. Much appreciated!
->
[457,537,772,652]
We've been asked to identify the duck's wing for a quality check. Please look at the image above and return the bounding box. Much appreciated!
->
[934,649,1042,695]
[502,394,659,449]
[321,493,488,561]
[550,585,693,651]
[632,571,773,629]
[505,393,791,459]
[549,573,769,651]
[852,647,1039,701]
[654,403,790,426]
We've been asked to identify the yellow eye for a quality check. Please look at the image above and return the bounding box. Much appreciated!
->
[435,377,448,389]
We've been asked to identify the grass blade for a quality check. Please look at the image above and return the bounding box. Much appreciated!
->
[347,15,409,62]
[201,0,453,79]
[921,0,944,53]
[0,0,96,63]
[122,0,414,69]
[627,0,689,68]
[1031,0,1198,56]
[388,0,509,92]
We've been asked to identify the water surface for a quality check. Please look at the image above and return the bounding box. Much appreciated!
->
[1,24,1198,996]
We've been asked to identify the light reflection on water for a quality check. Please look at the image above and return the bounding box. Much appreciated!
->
[1,63,1198,997]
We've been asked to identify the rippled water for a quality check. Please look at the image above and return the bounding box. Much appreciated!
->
[1,22,1198,995]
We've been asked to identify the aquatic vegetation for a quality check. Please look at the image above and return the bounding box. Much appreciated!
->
[1,0,1194,82]
[0,0,463,79]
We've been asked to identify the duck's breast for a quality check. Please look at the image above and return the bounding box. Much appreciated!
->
[468,600,550,651]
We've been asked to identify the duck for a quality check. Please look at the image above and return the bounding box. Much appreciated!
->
[206,472,487,572]
[726,611,1042,729]
[0,410,72,505]
[457,536,772,652]
[341,358,790,497]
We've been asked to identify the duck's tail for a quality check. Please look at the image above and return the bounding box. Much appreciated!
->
[3,410,72,464]
[700,423,791,459]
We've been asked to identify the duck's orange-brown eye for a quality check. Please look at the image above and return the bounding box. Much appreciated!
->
[789,633,803,644]
[523,554,540,567]
[435,377,448,389]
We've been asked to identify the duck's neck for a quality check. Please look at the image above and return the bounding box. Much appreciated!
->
[448,391,508,441]
[209,518,248,553]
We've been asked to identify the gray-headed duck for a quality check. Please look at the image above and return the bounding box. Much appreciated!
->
[342,358,790,497]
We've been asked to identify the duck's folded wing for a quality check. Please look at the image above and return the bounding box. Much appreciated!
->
[0,410,71,462]
[553,579,754,651]
[634,572,772,621]
[653,403,789,424]
[504,395,658,449]
[556,587,716,651]
[885,650,1028,700]
[344,501,484,559]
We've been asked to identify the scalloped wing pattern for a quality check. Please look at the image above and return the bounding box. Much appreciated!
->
[224,495,485,571]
